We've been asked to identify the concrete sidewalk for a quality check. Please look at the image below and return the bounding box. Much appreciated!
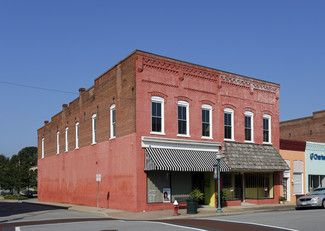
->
[23,200,296,220]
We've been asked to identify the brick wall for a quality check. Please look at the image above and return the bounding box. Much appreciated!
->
[280,110,325,143]
[37,54,137,159]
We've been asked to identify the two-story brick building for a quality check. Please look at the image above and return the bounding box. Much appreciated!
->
[38,50,288,212]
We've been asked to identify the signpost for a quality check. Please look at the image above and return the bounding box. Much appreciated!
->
[96,174,101,210]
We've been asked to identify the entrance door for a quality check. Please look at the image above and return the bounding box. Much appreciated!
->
[192,172,205,204]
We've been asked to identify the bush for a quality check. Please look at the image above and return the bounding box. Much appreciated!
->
[190,188,204,201]
[4,194,28,200]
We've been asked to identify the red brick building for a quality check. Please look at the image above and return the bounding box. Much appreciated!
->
[280,110,325,142]
[38,50,288,212]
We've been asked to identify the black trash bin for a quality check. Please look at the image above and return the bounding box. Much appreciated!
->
[186,199,198,214]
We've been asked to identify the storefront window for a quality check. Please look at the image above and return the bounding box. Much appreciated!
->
[244,173,273,199]
[147,171,192,203]
[308,175,325,190]
[222,173,242,200]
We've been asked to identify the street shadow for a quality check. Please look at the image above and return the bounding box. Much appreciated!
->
[0,202,68,217]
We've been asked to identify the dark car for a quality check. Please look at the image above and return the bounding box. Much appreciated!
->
[24,190,34,198]
[296,188,325,209]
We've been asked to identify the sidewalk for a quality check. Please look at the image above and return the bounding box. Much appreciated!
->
[23,200,296,220]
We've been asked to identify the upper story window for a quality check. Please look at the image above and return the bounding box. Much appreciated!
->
[202,104,212,139]
[110,104,116,139]
[56,131,60,154]
[177,101,189,136]
[41,138,45,159]
[75,122,79,149]
[245,111,254,142]
[263,114,271,143]
[65,127,69,152]
[151,96,165,134]
[92,114,97,144]
[224,108,234,140]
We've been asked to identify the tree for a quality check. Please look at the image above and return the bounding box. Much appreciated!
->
[0,147,38,194]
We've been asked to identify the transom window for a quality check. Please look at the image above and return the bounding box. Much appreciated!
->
[263,114,271,143]
[245,111,254,142]
[202,104,212,138]
[224,108,234,140]
[151,96,164,134]
[177,101,189,136]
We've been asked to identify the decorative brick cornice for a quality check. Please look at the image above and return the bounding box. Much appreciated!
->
[140,55,218,82]
[183,67,218,82]
[142,57,179,75]
[220,74,279,94]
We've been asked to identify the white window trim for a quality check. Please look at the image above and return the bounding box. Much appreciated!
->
[75,122,79,149]
[224,108,234,141]
[177,100,190,137]
[201,104,212,139]
[150,96,165,135]
[110,104,116,139]
[92,114,97,145]
[244,111,254,143]
[263,114,272,144]
[41,138,45,159]
[56,131,60,154]
[65,127,69,152]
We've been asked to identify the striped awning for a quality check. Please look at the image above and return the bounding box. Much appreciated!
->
[145,148,230,172]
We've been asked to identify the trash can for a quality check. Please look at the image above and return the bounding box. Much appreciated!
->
[186,199,198,214]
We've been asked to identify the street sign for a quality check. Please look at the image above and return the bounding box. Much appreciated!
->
[96,174,101,182]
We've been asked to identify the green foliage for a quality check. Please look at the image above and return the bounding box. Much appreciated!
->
[190,188,204,200]
[0,147,38,194]
[215,189,228,201]
[4,194,28,200]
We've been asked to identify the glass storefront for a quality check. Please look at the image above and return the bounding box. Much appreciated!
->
[245,173,273,199]
[147,171,192,203]
[308,175,325,190]
[223,172,274,200]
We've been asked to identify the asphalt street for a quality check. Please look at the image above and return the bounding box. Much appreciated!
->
[1,202,324,231]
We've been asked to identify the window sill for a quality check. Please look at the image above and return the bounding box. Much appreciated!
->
[244,140,255,143]
[150,132,166,136]
[201,136,213,140]
[263,142,272,145]
[109,137,116,140]
[177,134,191,138]
[224,138,235,142]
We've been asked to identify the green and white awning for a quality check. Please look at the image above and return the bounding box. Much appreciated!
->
[145,148,230,172]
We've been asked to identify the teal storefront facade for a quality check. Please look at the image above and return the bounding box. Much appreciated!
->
[305,142,325,193]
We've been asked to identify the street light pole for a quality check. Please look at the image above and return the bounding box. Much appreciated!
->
[216,153,223,213]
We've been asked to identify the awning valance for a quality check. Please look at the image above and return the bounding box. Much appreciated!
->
[145,148,230,172]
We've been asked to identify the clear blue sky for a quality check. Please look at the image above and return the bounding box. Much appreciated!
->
[1,0,324,157]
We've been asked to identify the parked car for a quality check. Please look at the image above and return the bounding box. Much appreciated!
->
[24,190,34,198]
[296,187,325,209]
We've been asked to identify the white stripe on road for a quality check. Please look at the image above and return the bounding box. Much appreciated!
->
[143,221,208,231]
[210,218,300,231]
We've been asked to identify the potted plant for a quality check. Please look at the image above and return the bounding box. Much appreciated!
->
[186,188,204,214]
[279,196,286,204]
